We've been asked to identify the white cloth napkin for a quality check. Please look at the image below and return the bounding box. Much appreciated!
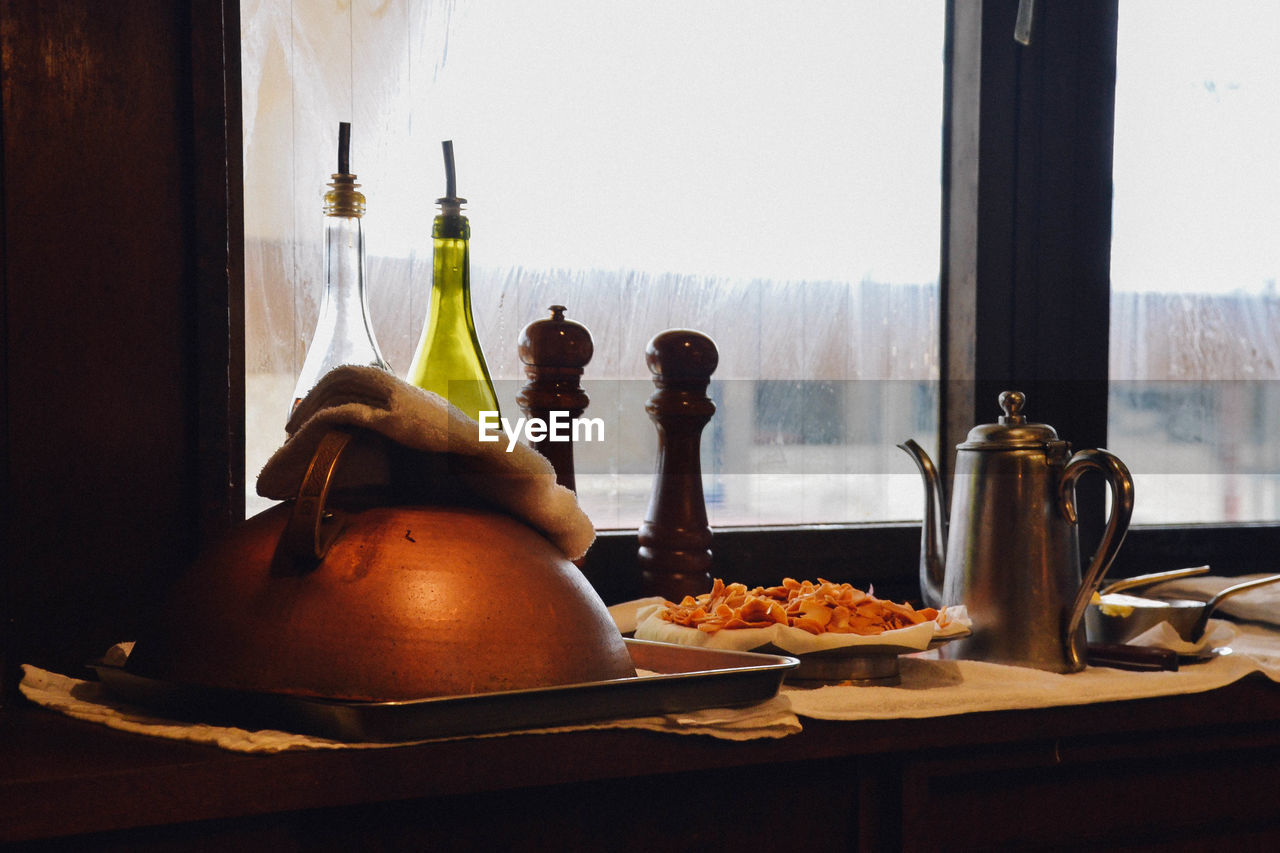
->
[785,622,1280,721]
[29,604,1279,749]
[1125,618,1235,656]
[607,597,666,634]
[259,365,594,560]
[608,597,1280,721]
[18,662,801,752]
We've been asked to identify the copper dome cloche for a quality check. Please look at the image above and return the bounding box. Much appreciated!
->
[127,369,634,702]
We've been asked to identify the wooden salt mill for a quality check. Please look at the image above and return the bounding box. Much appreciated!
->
[639,329,718,601]
[517,305,593,492]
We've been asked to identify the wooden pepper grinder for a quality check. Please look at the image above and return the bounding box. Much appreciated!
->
[638,329,718,600]
[517,305,593,492]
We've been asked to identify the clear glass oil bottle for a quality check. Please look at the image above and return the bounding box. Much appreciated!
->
[290,122,393,415]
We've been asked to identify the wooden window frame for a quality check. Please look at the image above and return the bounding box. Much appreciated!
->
[936,0,1280,581]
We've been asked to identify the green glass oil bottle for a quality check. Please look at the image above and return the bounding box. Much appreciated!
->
[406,141,500,422]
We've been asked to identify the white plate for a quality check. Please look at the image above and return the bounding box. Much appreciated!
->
[633,604,971,685]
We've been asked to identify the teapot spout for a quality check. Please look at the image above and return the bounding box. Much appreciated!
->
[898,439,947,610]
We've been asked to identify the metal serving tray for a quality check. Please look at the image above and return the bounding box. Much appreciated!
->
[91,639,798,743]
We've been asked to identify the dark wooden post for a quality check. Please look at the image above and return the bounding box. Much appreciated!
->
[516,305,593,492]
[638,329,718,600]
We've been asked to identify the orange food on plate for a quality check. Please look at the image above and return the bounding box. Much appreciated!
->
[658,577,941,636]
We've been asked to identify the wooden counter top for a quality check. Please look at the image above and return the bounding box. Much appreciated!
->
[6,675,1280,851]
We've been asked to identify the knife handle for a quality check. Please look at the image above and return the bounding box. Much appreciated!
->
[1087,642,1179,672]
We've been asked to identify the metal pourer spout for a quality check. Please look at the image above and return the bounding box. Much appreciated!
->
[325,121,365,218]
[437,140,467,218]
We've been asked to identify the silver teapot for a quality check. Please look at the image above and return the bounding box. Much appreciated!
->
[900,391,1134,672]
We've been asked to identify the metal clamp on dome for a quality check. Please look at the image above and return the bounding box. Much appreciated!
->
[274,428,354,573]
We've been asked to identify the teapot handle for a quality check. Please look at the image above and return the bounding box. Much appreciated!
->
[1058,448,1135,671]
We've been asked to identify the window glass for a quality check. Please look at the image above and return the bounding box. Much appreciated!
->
[1109,0,1280,524]
[242,0,943,528]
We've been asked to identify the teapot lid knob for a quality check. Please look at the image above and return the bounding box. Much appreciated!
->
[960,390,1057,447]
[998,390,1027,424]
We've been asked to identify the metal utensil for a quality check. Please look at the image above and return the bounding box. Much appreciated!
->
[1100,565,1210,597]
[1086,641,1179,672]
[1185,574,1280,641]
[1088,573,1280,645]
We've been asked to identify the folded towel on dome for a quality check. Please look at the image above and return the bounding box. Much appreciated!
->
[257,365,594,560]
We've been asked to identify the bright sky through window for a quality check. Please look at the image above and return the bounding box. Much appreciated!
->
[349,0,944,285]
[1111,0,1280,295]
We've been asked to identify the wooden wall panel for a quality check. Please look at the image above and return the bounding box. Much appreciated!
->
[1,0,240,693]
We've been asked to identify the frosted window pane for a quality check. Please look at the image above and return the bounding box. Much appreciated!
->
[1109,0,1280,523]
[242,0,943,528]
